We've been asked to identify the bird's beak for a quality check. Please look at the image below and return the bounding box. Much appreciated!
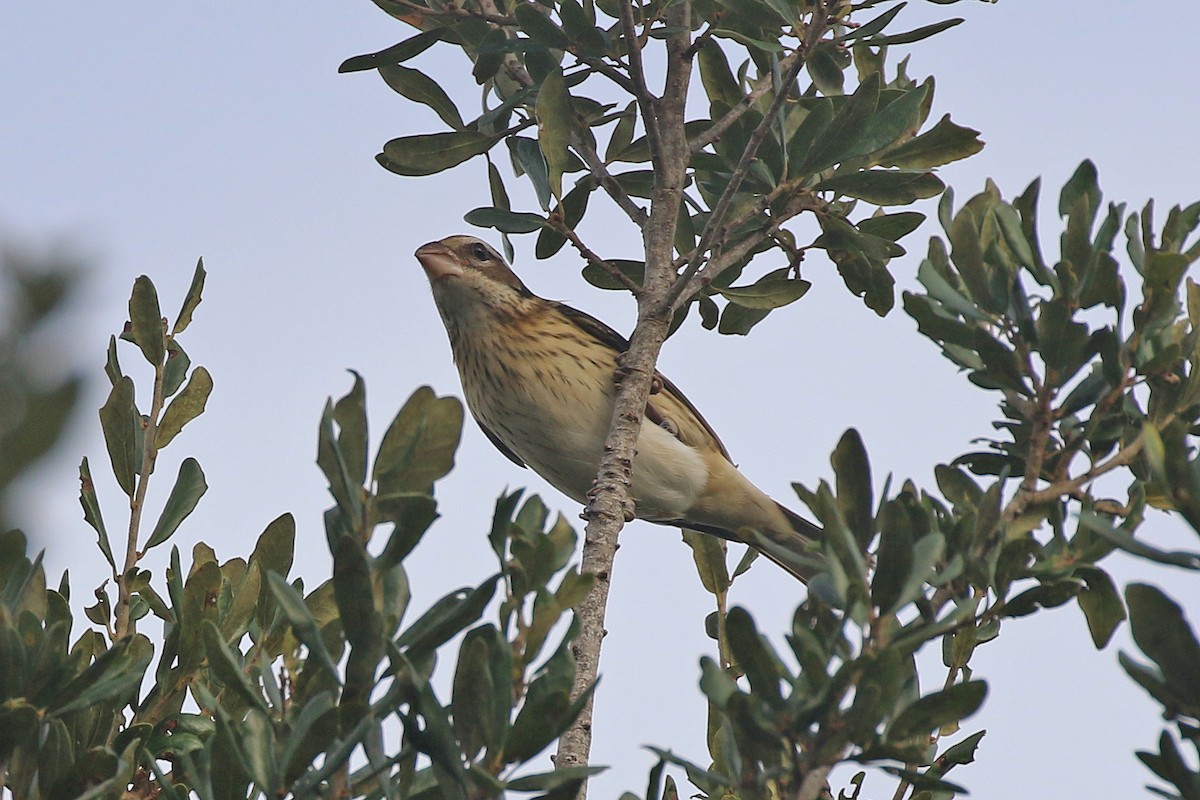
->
[415,241,463,281]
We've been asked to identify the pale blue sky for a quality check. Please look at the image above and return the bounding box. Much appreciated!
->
[4,2,1199,798]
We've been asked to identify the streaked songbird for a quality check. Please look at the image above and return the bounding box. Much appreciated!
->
[415,235,822,580]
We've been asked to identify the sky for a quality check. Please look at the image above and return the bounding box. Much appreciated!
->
[3,1,1200,798]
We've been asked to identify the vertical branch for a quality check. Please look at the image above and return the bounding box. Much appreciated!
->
[554,0,695,791]
[115,356,166,640]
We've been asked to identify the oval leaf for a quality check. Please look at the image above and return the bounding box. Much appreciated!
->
[379,131,498,176]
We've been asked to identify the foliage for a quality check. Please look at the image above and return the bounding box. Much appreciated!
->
[1,270,597,799]
[340,0,983,326]
[0,247,84,533]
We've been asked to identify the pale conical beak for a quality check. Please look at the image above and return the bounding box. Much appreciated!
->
[415,241,463,280]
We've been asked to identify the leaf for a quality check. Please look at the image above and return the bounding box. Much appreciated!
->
[374,386,464,495]
[515,3,569,49]
[1077,513,1200,569]
[717,302,770,335]
[682,530,729,595]
[266,573,341,681]
[145,458,208,549]
[162,339,191,397]
[129,275,165,366]
[581,258,644,290]
[715,276,811,309]
[798,72,880,174]
[1076,566,1126,649]
[1126,583,1200,710]
[171,258,207,335]
[509,136,553,210]
[396,576,500,658]
[844,82,930,161]
[536,67,573,201]
[832,428,873,548]
[889,680,987,742]
[725,607,782,706]
[202,620,268,713]
[338,29,445,73]
[879,114,984,169]
[156,366,213,448]
[78,458,115,570]
[333,372,368,488]
[817,169,944,205]
[379,131,499,176]
[49,634,154,716]
[464,207,548,233]
[99,376,139,497]
[862,18,963,45]
[379,64,465,130]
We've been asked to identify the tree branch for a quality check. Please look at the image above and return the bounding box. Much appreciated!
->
[554,2,693,794]
[572,133,649,227]
[558,223,643,294]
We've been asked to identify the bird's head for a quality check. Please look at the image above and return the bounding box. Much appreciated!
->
[415,235,536,328]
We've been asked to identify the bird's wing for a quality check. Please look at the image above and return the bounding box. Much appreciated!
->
[475,419,527,468]
[554,301,733,462]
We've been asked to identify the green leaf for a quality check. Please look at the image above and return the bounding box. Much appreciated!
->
[1126,583,1200,710]
[889,680,987,742]
[1077,513,1200,569]
[515,3,569,48]
[333,372,368,489]
[536,179,593,258]
[129,275,165,366]
[451,627,499,760]
[173,258,206,334]
[464,207,548,233]
[1058,159,1101,220]
[682,530,729,595]
[861,17,962,45]
[879,114,984,169]
[711,29,783,52]
[858,211,925,242]
[1076,567,1126,649]
[717,302,770,335]
[715,276,811,309]
[509,136,553,210]
[374,386,464,495]
[156,365,213,448]
[798,71,879,173]
[832,428,873,548]
[817,169,944,205]
[605,101,637,162]
[202,620,268,712]
[338,29,445,72]
[396,576,500,659]
[845,82,930,161]
[78,458,115,570]
[536,67,573,201]
[145,458,207,549]
[379,131,499,176]
[506,766,606,792]
[581,258,644,290]
[725,607,782,706]
[697,41,741,112]
[266,573,341,681]
[379,64,465,130]
[49,634,153,716]
[99,376,139,497]
[162,339,191,397]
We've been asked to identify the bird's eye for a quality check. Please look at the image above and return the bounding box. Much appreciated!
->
[471,243,492,261]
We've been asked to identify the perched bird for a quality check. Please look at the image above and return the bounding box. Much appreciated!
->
[414,235,822,580]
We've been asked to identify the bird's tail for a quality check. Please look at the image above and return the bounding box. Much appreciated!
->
[674,503,823,582]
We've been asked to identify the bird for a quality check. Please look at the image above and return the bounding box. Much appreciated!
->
[414,234,823,580]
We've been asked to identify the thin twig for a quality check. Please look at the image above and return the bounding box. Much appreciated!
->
[559,224,643,294]
[115,352,166,640]
[573,134,649,226]
[617,0,664,174]
[688,51,802,154]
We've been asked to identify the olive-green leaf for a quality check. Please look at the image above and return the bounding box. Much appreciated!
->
[889,680,987,742]
[1076,567,1126,649]
[129,275,165,366]
[861,18,963,46]
[145,458,208,549]
[798,72,879,173]
[379,131,498,176]
[879,114,984,170]
[682,530,729,596]
[79,457,115,570]
[464,206,548,233]
[515,3,569,49]
[266,573,341,681]
[715,277,811,309]
[832,428,873,548]
[99,376,139,497]
[338,29,445,73]
[1126,583,1200,708]
[536,67,574,200]
[581,258,644,290]
[49,634,153,716]
[202,620,268,713]
[373,386,464,495]
[173,258,206,334]
[379,64,465,130]
[844,82,930,162]
[818,170,944,205]
[157,366,213,448]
